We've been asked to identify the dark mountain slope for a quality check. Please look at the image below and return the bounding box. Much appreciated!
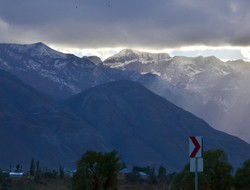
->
[63,80,250,171]
[0,69,249,172]
[0,69,111,169]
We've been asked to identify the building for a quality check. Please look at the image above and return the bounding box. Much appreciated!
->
[117,168,131,180]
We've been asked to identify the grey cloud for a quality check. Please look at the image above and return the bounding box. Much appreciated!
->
[0,0,250,48]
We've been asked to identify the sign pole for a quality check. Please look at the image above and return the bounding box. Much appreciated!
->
[195,157,198,190]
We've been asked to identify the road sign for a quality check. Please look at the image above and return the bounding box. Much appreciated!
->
[189,136,203,190]
[190,158,203,172]
[189,136,203,158]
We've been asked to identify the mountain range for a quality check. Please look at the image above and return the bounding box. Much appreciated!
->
[0,42,163,100]
[104,49,250,143]
[1,42,250,171]
[1,69,250,171]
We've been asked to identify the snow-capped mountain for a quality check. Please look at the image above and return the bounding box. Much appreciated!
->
[0,42,90,98]
[104,49,171,66]
[3,42,68,59]
[0,43,168,100]
[2,42,250,143]
[2,43,250,170]
[104,49,250,143]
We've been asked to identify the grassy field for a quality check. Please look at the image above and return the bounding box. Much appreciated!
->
[1,178,169,190]
[1,178,71,190]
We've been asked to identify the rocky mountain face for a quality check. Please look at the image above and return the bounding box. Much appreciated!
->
[0,43,166,101]
[83,55,103,65]
[104,49,171,64]
[63,80,250,171]
[104,50,250,143]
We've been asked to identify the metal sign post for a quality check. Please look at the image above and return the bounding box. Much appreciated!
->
[195,157,198,190]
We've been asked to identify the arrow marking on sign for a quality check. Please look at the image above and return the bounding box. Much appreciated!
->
[190,136,201,158]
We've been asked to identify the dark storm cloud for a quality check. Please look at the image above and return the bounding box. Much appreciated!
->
[0,0,250,48]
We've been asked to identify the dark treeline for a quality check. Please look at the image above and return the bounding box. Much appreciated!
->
[72,149,250,190]
[1,149,250,190]
[0,158,69,189]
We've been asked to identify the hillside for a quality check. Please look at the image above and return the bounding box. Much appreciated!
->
[0,69,111,169]
[63,80,250,171]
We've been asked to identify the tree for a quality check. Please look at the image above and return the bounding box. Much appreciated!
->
[36,160,40,172]
[15,163,22,172]
[171,149,233,190]
[234,159,250,190]
[171,164,195,190]
[43,168,58,179]
[0,168,4,183]
[34,160,42,182]
[158,165,167,182]
[59,166,64,179]
[72,150,120,190]
[202,149,233,190]
[30,158,35,176]
[148,167,157,184]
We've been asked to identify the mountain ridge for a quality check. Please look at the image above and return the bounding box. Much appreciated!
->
[104,49,171,64]
[0,43,166,101]
[0,42,73,59]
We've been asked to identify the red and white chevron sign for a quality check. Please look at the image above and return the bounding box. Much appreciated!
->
[189,136,203,158]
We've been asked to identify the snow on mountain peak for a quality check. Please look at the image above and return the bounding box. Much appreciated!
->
[27,42,68,59]
[83,56,103,65]
[119,49,137,56]
[104,49,171,65]
[4,42,67,59]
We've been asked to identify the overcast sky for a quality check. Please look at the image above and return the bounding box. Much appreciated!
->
[1,0,250,60]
